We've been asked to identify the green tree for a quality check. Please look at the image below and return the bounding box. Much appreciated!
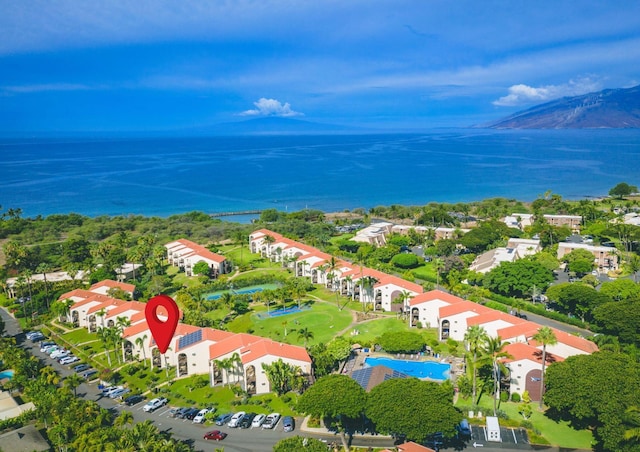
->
[377,331,425,354]
[464,324,489,404]
[261,359,303,395]
[484,259,554,298]
[192,260,210,277]
[273,436,328,451]
[593,299,640,346]
[297,327,314,347]
[532,326,557,410]
[545,352,640,452]
[297,374,367,452]
[366,378,462,443]
[609,182,638,199]
[63,372,84,396]
[599,278,640,301]
[479,336,513,416]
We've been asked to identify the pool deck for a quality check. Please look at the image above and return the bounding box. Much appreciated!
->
[342,350,466,382]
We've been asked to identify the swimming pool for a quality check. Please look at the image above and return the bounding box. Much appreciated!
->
[205,284,280,300]
[0,369,15,380]
[364,357,450,381]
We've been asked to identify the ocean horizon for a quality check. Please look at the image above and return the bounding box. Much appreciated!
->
[1,128,639,222]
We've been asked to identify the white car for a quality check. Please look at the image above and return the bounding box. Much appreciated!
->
[251,413,266,428]
[51,349,70,359]
[60,355,80,365]
[142,397,168,412]
[262,413,281,429]
[109,388,130,399]
[227,411,245,428]
[192,408,211,424]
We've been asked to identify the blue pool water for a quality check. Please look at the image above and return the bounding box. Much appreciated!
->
[0,369,15,380]
[365,357,450,381]
[205,284,280,300]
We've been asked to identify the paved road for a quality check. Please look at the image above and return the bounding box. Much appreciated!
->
[2,308,580,452]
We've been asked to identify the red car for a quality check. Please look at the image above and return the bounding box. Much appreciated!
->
[203,430,227,441]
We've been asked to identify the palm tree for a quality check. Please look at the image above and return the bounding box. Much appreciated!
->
[532,326,558,409]
[623,405,640,442]
[36,263,52,310]
[135,334,148,366]
[480,335,513,416]
[230,352,242,384]
[297,327,314,347]
[464,325,489,404]
[64,372,84,396]
[114,410,134,428]
[98,326,113,367]
[262,234,275,259]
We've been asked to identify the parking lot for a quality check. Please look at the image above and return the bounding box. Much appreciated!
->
[470,424,529,447]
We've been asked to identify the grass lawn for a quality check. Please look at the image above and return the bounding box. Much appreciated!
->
[227,299,353,347]
[165,376,298,416]
[61,327,98,345]
[458,395,593,449]
[412,262,437,281]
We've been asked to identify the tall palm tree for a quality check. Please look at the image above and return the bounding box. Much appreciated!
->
[135,334,148,366]
[532,326,558,409]
[98,326,113,367]
[464,325,489,404]
[64,372,83,396]
[114,410,134,428]
[297,327,314,347]
[262,234,275,259]
[480,336,513,415]
[36,262,52,310]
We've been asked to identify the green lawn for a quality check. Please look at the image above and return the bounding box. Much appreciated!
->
[61,327,98,344]
[227,298,353,347]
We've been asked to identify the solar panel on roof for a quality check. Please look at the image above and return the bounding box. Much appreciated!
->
[178,329,202,349]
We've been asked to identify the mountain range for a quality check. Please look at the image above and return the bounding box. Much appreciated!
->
[486,85,640,129]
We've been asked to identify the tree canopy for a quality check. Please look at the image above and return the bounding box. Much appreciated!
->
[378,331,425,354]
[593,298,640,346]
[483,259,554,298]
[609,182,639,198]
[366,378,462,442]
[545,282,611,321]
[544,351,640,452]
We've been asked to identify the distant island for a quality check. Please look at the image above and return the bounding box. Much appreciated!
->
[485,84,640,129]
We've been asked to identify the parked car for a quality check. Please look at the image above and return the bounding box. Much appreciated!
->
[102,386,123,397]
[73,364,90,373]
[169,407,188,418]
[143,397,168,412]
[109,388,130,399]
[28,331,45,341]
[227,411,245,428]
[262,413,281,429]
[192,408,210,424]
[239,412,257,429]
[42,345,60,354]
[203,430,227,441]
[82,369,98,380]
[184,407,201,420]
[456,418,472,439]
[282,416,295,432]
[59,355,79,365]
[251,413,266,428]
[124,394,145,406]
[50,349,70,359]
[214,413,233,426]
[39,341,55,352]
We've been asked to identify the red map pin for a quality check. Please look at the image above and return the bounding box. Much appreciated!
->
[145,294,180,354]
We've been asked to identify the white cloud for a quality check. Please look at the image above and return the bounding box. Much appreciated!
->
[492,77,602,106]
[240,98,303,117]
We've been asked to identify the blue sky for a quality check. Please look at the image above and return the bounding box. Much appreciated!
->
[1,0,639,134]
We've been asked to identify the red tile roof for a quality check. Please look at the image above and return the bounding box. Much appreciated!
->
[209,333,265,360]
[239,339,311,365]
[503,342,564,365]
[439,300,491,318]
[166,238,226,263]
[104,301,146,318]
[397,442,437,452]
[90,279,136,294]
[410,289,465,307]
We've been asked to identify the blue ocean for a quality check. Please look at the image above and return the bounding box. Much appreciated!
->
[1,129,639,220]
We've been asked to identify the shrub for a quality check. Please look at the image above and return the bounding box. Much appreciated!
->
[510,392,521,403]
[391,253,421,269]
[500,391,510,402]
